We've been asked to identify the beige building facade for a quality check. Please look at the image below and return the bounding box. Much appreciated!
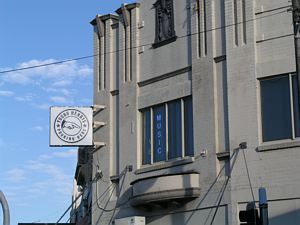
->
[74,0,300,224]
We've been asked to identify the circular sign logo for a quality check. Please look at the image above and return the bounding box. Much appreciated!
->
[54,109,89,143]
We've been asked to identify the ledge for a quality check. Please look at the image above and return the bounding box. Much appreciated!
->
[214,55,226,63]
[135,157,194,175]
[111,23,119,29]
[152,36,177,48]
[110,175,119,182]
[257,139,300,152]
[130,173,200,207]
[137,66,192,87]
[216,151,230,161]
[110,90,119,96]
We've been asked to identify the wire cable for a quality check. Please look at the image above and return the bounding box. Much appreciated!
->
[0,8,290,74]
[94,168,129,213]
[149,146,240,221]
[209,176,230,225]
[208,144,242,225]
[242,148,256,202]
[0,55,94,74]
[67,182,113,223]
[67,166,130,223]
[55,191,83,224]
[95,182,117,212]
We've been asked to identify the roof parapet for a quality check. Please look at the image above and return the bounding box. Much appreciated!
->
[115,2,140,15]
[90,14,119,26]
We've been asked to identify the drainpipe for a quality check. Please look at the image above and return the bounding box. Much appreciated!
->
[292,0,300,95]
[0,191,10,225]
[259,187,269,225]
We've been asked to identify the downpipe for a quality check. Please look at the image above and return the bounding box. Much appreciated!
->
[0,191,10,225]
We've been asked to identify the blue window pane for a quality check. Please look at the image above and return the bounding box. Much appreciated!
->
[153,105,166,162]
[292,75,300,137]
[142,110,151,164]
[168,100,182,159]
[261,75,292,142]
[184,96,194,156]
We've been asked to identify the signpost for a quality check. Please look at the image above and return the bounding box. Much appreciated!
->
[50,107,93,147]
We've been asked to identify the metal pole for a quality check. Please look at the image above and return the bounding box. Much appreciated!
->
[259,187,268,225]
[0,190,10,225]
[292,0,300,98]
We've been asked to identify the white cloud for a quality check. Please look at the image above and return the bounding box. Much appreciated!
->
[52,149,77,158]
[0,90,14,97]
[31,126,44,132]
[78,65,93,76]
[32,103,51,110]
[0,59,92,86]
[38,149,77,161]
[15,93,34,102]
[26,160,70,182]
[52,80,72,87]
[43,87,72,96]
[6,168,26,183]
[61,89,71,96]
[50,96,68,104]
[38,154,52,160]
[2,71,32,85]
[2,151,76,208]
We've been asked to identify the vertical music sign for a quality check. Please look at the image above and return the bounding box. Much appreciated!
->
[153,105,166,162]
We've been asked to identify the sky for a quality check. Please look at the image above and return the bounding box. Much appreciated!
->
[0,0,133,224]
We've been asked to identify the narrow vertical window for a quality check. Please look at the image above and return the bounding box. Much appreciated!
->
[242,0,247,44]
[261,75,292,142]
[103,22,107,90]
[292,75,300,137]
[184,96,194,156]
[99,36,102,91]
[129,11,133,81]
[124,25,128,82]
[142,110,151,164]
[168,100,182,159]
[197,0,207,57]
[203,0,207,55]
[233,0,238,46]
[153,105,166,162]
[197,0,201,57]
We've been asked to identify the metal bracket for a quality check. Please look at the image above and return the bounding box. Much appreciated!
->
[93,121,106,129]
[93,104,106,112]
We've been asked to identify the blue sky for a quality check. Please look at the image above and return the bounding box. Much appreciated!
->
[0,0,133,224]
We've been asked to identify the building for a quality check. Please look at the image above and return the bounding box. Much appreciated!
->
[71,147,92,224]
[73,0,300,224]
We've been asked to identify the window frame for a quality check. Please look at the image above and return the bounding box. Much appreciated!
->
[141,96,194,165]
[259,73,300,143]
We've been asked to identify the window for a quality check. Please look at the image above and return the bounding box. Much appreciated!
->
[168,99,182,159]
[142,96,194,165]
[260,74,300,142]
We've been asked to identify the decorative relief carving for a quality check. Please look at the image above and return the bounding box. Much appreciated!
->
[153,0,177,48]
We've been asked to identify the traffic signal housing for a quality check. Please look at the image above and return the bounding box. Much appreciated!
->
[239,204,260,225]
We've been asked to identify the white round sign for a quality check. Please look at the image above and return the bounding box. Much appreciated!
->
[54,109,89,143]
